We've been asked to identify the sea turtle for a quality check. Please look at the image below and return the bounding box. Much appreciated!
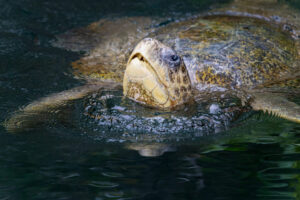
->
[4,0,300,132]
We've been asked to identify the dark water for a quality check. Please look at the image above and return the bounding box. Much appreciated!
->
[1,0,300,199]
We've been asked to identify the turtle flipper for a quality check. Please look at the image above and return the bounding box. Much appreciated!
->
[250,92,300,123]
[4,82,121,133]
[52,17,158,53]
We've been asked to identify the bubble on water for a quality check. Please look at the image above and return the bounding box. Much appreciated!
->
[209,103,221,114]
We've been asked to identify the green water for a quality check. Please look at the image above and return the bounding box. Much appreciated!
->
[1,0,300,199]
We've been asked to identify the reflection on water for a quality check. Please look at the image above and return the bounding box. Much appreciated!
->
[1,0,300,199]
[1,119,300,199]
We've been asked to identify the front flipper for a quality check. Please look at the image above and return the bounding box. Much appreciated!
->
[4,82,121,133]
[52,17,171,82]
[250,92,300,123]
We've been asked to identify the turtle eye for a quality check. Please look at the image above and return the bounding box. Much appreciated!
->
[160,47,181,69]
[167,54,181,69]
[170,55,179,62]
[168,54,180,65]
[163,53,181,67]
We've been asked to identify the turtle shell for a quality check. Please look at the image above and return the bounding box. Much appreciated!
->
[154,15,299,90]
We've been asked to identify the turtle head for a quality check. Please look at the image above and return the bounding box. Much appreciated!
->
[123,38,192,109]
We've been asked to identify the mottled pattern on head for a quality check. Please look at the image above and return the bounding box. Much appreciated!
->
[123,38,192,108]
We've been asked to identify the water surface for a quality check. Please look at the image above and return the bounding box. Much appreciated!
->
[1,0,300,199]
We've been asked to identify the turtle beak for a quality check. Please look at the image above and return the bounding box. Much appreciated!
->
[123,38,192,109]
